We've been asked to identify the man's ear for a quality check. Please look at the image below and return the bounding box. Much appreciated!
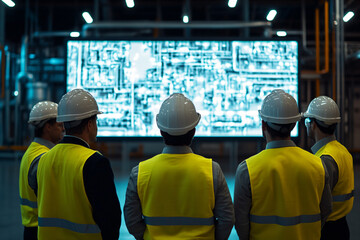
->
[43,122,51,131]
[311,120,317,131]
[87,118,95,130]
[89,117,98,130]
[261,120,266,132]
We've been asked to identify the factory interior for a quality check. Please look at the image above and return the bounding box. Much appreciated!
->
[1,0,360,239]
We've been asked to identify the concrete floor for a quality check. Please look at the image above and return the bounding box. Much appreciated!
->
[1,153,359,239]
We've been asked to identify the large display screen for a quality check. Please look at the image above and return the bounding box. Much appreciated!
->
[66,39,299,137]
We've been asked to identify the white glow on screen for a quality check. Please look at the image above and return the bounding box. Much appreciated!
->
[228,0,237,8]
[125,0,135,8]
[276,31,287,37]
[70,32,80,38]
[183,15,189,23]
[2,0,15,7]
[343,11,354,22]
[266,10,277,21]
[82,12,93,24]
[66,40,299,137]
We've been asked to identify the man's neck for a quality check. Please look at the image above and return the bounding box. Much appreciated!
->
[266,135,291,143]
[39,135,56,145]
[69,133,90,146]
[315,131,334,143]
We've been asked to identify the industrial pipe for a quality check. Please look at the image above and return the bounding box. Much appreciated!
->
[316,7,320,96]
[0,44,5,99]
[315,0,330,97]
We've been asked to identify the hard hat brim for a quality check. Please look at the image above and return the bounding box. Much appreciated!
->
[57,110,102,123]
[157,113,201,136]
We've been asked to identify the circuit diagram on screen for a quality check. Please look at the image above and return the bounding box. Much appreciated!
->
[67,40,298,137]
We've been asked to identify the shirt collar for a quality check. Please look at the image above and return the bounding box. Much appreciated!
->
[33,137,56,149]
[60,135,90,148]
[311,135,336,154]
[162,145,193,154]
[266,140,297,149]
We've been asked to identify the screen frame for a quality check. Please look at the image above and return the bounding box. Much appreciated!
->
[64,36,302,141]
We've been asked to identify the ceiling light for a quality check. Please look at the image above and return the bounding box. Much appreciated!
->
[228,0,237,8]
[125,0,135,8]
[276,31,287,37]
[343,11,354,22]
[266,10,277,21]
[70,32,80,38]
[183,15,189,24]
[2,0,15,7]
[82,12,93,24]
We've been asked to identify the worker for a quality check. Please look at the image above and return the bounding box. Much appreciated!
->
[124,93,234,240]
[19,101,64,240]
[28,89,121,240]
[303,96,354,240]
[234,89,332,240]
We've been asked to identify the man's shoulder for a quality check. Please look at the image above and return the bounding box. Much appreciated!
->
[88,150,109,162]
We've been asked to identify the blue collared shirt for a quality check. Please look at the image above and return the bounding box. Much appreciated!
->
[311,135,337,154]
[33,137,56,149]
[265,140,297,149]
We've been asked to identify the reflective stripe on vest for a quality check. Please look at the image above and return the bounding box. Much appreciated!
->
[38,217,100,234]
[333,190,354,202]
[20,197,37,208]
[250,214,321,226]
[144,216,215,226]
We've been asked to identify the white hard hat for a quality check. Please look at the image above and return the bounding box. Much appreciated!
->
[303,96,340,125]
[57,89,102,123]
[259,89,301,124]
[28,101,58,126]
[156,93,201,136]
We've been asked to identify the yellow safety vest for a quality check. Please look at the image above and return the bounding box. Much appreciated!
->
[37,143,102,240]
[138,153,215,240]
[19,142,49,227]
[315,140,354,221]
[246,146,325,240]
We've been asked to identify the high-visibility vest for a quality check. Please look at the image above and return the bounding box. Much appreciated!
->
[246,146,325,240]
[37,143,102,240]
[19,142,49,227]
[315,140,354,221]
[138,153,215,240]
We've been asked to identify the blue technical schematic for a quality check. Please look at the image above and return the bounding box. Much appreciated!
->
[66,40,299,137]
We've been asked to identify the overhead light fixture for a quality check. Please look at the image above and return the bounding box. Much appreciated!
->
[82,12,93,24]
[70,32,80,38]
[125,0,135,8]
[228,0,237,8]
[343,11,354,22]
[183,15,189,24]
[266,10,277,21]
[276,31,287,37]
[2,0,16,7]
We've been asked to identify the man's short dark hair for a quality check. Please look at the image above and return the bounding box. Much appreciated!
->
[34,118,57,137]
[311,118,337,135]
[160,128,196,146]
[65,115,96,135]
[265,122,295,139]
